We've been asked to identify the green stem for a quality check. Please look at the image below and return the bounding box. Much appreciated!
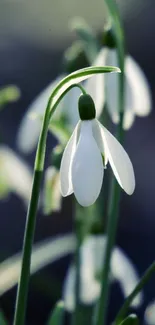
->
[94,3,125,323]
[115,261,155,325]
[13,170,43,325]
[94,119,123,325]
[13,110,50,325]
[71,202,82,325]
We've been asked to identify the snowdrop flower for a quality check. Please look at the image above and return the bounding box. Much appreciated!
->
[60,93,135,207]
[144,300,155,325]
[0,146,32,204]
[63,235,143,311]
[85,47,152,129]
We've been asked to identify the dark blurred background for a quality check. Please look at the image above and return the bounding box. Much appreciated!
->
[0,0,155,324]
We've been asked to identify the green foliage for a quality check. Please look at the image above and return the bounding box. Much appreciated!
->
[119,314,139,325]
[70,17,100,63]
[0,86,20,109]
[47,301,64,325]
[0,309,7,325]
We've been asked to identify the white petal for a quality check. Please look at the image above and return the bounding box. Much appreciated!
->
[17,75,65,153]
[63,265,76,312]
[82,235,107,275]
[92,119,108,165]
[0,234,75,296]
[111,247,143,307]
[63,262,100,312]
[60,121,81,197]
[105,50,136,129]
[144,301,155,325]
[105,49,120,123]
[97,121,135,195]
[123,106,135,130]
[85,48,108,118]
[72,121,104,207]
[0,146,32,204]
[125,56,152,116]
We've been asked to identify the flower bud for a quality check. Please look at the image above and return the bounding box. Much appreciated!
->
[102,26,116,49]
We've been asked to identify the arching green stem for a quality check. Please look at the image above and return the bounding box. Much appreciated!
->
[13,83,86,325]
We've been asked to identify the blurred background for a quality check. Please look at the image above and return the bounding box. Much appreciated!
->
[0,0,155,324]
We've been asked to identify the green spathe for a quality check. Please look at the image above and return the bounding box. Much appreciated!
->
[78,94,96,120]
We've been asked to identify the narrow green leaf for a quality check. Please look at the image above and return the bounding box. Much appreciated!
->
[0,234,75,296]
[47,301,64,325]
[115,261,155,324]
[0,309,7,325]
[119,314,139,325]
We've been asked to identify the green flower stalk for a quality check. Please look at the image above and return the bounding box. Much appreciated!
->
[94,1,126,325]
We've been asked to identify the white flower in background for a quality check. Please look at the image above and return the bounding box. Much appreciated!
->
[17,74,84,154]
[0,146,32,204]
[144,300,155,325]
[63,235,143,311]
[17,75,65,153]
[86,47,152,129]
[60,94,135,207]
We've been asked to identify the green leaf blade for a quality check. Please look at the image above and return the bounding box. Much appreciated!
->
[47,301,65,325]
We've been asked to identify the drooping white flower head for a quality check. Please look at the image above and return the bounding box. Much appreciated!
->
[144,300,155,325]
[63,235,143,311]
[60,94,135,207]
[0,146,32,204]
[85,47,152,129]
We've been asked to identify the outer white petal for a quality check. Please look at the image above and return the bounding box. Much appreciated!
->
[144,301,155,325]
[63,265,76,312]
[123,106,135,130]
[17,74,65,153]
[111,247,143,307]
[60,121,81,197]
[92,119,108,165]
[96,120,135,195]
[72,121,104,207]
[105,49,136,129]
[0,146,32,204]
[84,48,108,118]
[63,236,102,311]
[0,234,75,296]
[125,56,152,116]
[105,49,120,122]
